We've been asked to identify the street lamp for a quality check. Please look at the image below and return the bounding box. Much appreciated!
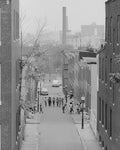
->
[81,96,85,129]
[37,74,42,112]
[37,88,40,112]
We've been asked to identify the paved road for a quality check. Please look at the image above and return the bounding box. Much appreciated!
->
[41,77,63,98]
[37,107,84,150]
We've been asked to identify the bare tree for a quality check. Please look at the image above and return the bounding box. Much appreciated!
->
[32,18,47,51]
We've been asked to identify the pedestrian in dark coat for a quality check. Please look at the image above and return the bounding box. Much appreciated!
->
[53,97,55,107]
[56,97,59,107]
[40,104,43,113]
[48,97,52,107]
[62,103,66,113]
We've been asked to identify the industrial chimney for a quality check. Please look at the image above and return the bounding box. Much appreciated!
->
[62,6,67,45]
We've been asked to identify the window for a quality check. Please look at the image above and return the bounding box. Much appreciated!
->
[105,56,107,83]
[99,56,101,79]
[102,141,104,149]
[110,58,112,87]
[14,10,19,40]
[99,97,101,121]
[105,17,108,42]
[113,28,115,53]
[99,135,101,142]
[110,17,113,43]
[102,58,104,81]
[110,108,112,137]
[102,100,104,125]
[113,84,115,103]
[105,103,107,130]
[117,15,120,43]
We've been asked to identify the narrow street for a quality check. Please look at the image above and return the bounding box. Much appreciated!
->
[37,107,84,150]
[36,77,84,149]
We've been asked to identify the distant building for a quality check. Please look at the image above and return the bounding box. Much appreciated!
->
[81,23,104,49]
[81,22,104,38]
[66,33,81,49]
[97,0,120,150]
[0,1,21,150]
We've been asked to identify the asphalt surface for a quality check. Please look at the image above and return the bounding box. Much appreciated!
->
[36,77,84,150]
[37,107,84,150]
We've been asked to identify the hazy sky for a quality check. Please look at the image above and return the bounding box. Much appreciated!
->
[20,0,107,34]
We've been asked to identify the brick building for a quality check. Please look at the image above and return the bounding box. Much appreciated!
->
[97,0,120,150]
[62,51,69,93]
[0,0,21,150]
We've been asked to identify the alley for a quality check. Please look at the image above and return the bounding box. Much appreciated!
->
[37,107,84,150]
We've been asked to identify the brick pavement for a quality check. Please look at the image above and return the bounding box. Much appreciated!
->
[71,113,102,150]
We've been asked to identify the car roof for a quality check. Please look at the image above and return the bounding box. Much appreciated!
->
[41,88,48,91]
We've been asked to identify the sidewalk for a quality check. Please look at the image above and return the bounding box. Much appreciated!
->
[21,113,42,150]
[71,113,102,150]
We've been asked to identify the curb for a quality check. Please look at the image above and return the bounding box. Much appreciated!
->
[70,115,87,150]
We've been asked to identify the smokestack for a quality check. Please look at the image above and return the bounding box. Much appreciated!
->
[62,6,67,45]
[66,16,68,32]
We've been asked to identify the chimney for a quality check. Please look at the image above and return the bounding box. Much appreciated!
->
[66,16,68,32]
[62,6,67,45]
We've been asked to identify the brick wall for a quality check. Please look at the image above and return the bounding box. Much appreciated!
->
[98,1,120,150]
[0,0,20,150]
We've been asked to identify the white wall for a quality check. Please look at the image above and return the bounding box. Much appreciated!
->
[90,64,98,137]
[91,64,97,117]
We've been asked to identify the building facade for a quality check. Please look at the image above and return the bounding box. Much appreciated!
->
[67,52,75,93]
[81,23,104,49]
[62,51,69,94]
[97,0,120,150]
[0,1,21,150]
[77,51,96,110]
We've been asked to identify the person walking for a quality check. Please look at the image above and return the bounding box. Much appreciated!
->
[53,97,55,107]
[40,103,43,113]
[61,98,64,106]
[48,97,51,107]
[44,97,47,107]
[70,103,74,114]
[56,97,59,107]
[62,103,66,113]
[58,97,61,107]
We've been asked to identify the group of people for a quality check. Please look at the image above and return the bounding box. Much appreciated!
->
[39,96,82,115]
[44,96,64,108]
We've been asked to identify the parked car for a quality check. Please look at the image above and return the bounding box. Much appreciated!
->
[52,80,60,87]
[40,88,49,95]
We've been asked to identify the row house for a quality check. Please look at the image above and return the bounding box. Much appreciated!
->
[0,0,22,150]
[62,51,75,95]
[67,52,75,93]
[78,51,96,111]
[74,51,79,103]
[97,0,120,150]
[62,51,69,94]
